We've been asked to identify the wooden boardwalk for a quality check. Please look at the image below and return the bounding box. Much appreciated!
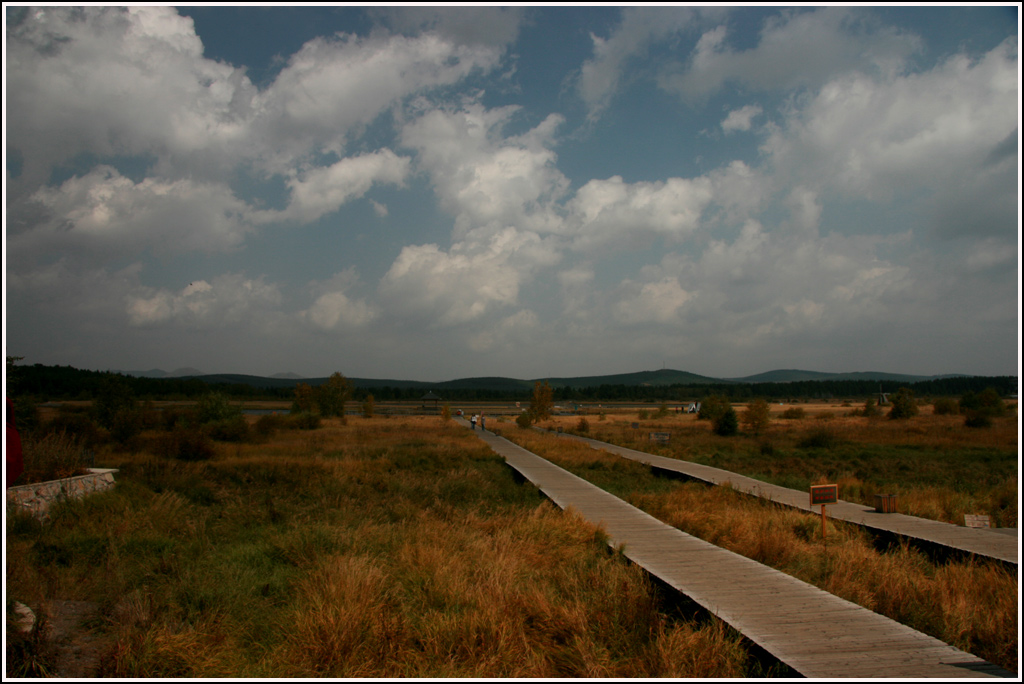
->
[466,424,1014,678]
[551,431,1018,566]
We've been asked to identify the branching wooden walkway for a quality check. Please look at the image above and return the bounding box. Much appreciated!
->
[547,431,1018,566]
[464,424,1015,678]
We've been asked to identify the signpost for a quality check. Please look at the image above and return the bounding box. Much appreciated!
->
[810,484,838,539]
[964,514,991,529]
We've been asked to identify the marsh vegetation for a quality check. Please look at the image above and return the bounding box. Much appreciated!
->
[7,414,769,678]
[6,397,1017,676]
[494,405,1018,672]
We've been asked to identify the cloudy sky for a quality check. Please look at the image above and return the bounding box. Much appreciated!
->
[4,5,1019,381]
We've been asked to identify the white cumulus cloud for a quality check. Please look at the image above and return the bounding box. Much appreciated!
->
[401,104,570,237]
[277,150,411,224]
[126,274,282,327]
[18,166,252,260]
[660,8,922,101]
[721,105,763,133]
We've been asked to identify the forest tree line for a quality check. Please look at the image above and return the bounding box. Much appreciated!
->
[6,361,1016,404]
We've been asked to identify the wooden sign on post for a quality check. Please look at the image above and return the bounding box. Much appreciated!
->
[964,514,991,528]
[810,484,838,506]
[810,484,838,539]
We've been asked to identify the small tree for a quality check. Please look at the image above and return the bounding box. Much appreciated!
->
[861,397,882,418]
[291,383,316,414]
[6,355,24,395]
[529,381,554,423]
[699,395,731,423]
[887,387,918,420]
[362,394,375,419]
[960,387,1006,428]
[959,387,1006,417]
[932,397,958,415]
[195,392,241,424]
[440,403,452,424]
[316,372,353,420]
[713,408,739,436]
[93,375,137,430]
[742,398,771,436]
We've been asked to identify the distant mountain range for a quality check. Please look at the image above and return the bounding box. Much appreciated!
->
[120,367,974,390]
[125,367,206,379]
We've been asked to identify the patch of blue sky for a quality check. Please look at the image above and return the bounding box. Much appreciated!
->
[875,5,1017,67]
[5,5,1017,380]
[45,152,157,187]
[178,6,373,87]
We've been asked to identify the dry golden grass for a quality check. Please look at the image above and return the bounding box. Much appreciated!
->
[523,404,1018,527]
[499,426,1018,673]
[8,415,764,678]
[270,506,750,678]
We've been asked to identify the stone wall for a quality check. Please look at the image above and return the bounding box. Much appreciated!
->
[6,469,118,521]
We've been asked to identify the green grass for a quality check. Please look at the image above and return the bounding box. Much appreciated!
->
[6,417,765,678]
[500,427,1018,674]
[570,411,1018,527]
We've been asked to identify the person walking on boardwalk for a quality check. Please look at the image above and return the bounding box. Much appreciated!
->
[471,414,478,430]
[480,413,486,432]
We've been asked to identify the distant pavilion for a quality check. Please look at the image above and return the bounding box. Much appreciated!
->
[421,391,442,411]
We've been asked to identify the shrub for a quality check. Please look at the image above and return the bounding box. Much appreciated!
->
[713,408,738,437]
[18,431,92,484]
[576,417,590,433]
[741,398,771,436]
[195,393,242,425]
[932,397,958,416]
[109,407,144,448]
[254,413,286,440]
[11,397,41,436]
[781,406,805,420]
[959,388,1006,419]
[205,415,250,442]
[288,412,321,431]
[964,411,993,429]
[158,427,216,461]
[6,603,57,677]
[637,409,650,420]
[861,398,882,418]
[798,427,840,450]
[361,394,375,419]
[887,388,918,420]
[140,400,162,430]
[93,376,137,430]
[161,406,196,431]
[699,395,731,423]
[42,412,103,449]
[515,412,533,429]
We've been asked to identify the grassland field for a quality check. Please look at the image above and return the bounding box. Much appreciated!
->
[6,398,1018,677]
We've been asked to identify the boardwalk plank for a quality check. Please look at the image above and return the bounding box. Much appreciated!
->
[469,424,1014,679]
[557,432,1017,565]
